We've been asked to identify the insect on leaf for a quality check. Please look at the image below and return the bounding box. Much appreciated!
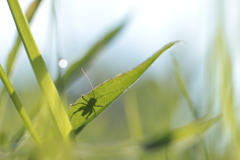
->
[67,41,180,135]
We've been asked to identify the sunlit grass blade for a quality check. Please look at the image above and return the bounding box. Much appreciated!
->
[6,0,42,75]
[172,57,210,159]
[8,93,48,147]
[7,0,73,142]
[213,28,240,156]
[172,57,198,118]
[67,41,180,134]
[0,0,42,128]
[0,131,8,151]
[144,115,220,150]
[0,65,42,146]
[55,21,127,91]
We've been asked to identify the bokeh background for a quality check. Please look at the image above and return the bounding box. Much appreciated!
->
[1,0,240,159]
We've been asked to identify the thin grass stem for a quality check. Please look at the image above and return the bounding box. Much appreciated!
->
[0,65,42,147]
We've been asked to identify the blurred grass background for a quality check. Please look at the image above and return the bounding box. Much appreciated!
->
[1,0,240,159]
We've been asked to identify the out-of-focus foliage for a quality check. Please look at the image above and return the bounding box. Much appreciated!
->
[1,0,240,159]
[55,20,128,92]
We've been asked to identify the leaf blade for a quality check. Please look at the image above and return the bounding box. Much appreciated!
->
[7,0,73,142]
[55,21,127,91]
[6,0,42,75]
[0,65,42,146]
[67,41,180,134]
[144,115,220,150]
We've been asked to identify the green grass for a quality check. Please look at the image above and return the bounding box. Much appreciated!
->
[0,0,239,159]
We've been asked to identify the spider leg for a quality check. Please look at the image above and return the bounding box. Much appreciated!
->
[70,106,86,120]
[94,104,102,107]
[82,96,89,103]
[71,102,86,106]
[93,108,97,117]
[86,110,93,119]
[81,106,91,116]
[79,106,86,111]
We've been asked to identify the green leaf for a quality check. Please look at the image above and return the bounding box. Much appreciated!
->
[214,27,240,154]
[0,65,42,146]
[172,57,210,159]
[144,115,220,150]
[6,0,42,75]
[67,41,180,134]
[0,0,42,130]
[55,20,127,91]
[7,0,73,142]
[172,57,198,117]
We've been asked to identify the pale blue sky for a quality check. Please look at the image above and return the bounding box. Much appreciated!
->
[1,0,239,89]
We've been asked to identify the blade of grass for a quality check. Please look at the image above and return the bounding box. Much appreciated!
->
[172,57,210,159]
[172,57,197,118]
[0,65,42,146]
[7,0,73,142]
[67,41,180,134]
[0,131,8,151]
[0,0,42,129]
[55,20,127,91]
[6,0,42,75]
[8,93,48,147]
[215,28,240,156]
[206,1,240,157]
[144,115,220,150]
[51,0,62,80]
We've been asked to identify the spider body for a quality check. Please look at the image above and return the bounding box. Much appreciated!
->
[70,96,102,120]
[69,68,102,120]
[80,96,100,118]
